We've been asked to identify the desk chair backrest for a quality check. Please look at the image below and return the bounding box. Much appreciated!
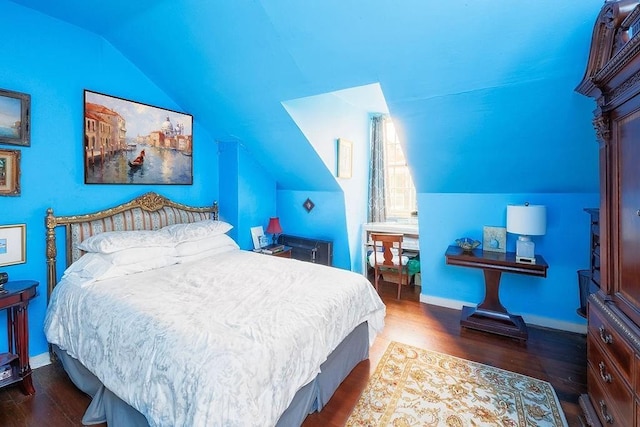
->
[371,233,406,299]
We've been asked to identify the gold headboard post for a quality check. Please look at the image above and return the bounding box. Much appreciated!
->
[45,208,58,304]
[44,192,218,303]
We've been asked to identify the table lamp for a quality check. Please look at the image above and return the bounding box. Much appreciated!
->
[506,203,546,264]
[266,217,283,245]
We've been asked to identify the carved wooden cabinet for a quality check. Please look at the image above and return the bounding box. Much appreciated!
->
[577,1,640,425]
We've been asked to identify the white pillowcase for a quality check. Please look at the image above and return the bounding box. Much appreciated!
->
[161,220,233,243]
[176,245,239,264]
[175,234,239,257]
[78,230,174,254]
[63,252,178,282]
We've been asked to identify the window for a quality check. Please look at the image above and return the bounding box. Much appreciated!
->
[383,119,417,219]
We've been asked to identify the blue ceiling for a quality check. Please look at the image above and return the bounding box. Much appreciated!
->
[8,0,603,193]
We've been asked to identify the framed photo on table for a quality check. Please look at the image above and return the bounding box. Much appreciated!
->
[0,224,26,266]
[0,88,30,147]
[483,226,506,253]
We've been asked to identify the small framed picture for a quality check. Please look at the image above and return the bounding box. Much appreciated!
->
[483,226,506,253]
[250,226,266,250]
[0,88,30,147]
[337,138,353,178]
[0,149,21,196]
[0,224,26,266]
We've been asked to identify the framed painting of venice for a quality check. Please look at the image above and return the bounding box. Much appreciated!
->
[84,90,193,185]
[0,88,30,147]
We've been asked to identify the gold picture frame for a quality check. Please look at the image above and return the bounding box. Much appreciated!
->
[0,149,21,196]
[0,224,26,266]
[337,138,353,178]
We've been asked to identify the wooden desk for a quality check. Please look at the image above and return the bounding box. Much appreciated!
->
[445,246,548,341]
[0,280,38,395]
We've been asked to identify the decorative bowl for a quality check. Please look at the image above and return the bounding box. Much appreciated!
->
[456,237,481,252]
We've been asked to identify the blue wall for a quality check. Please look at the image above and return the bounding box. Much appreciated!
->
[419,193,599,331]
[0,0,604,362]
[0,3,219,357]
[276,190,349,270]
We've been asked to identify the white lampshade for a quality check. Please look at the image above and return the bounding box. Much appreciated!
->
[506,204,546,236]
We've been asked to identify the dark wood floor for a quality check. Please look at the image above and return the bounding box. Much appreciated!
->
[0,279,587,427]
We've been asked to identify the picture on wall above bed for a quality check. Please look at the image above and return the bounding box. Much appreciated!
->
[84,90,193,185]
[0,88,30,147]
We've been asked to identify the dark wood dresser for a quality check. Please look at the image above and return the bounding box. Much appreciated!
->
[577,1,640,425]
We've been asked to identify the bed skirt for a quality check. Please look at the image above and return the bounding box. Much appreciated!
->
[53,321,369,426]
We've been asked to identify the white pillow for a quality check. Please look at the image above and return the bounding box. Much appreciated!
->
[77,230,173,254]
[63,252,178,281]
[106,246,176,265]
[176,244,238,263]
[161,220,233,243]
[98,256,178,280]
[175,234,239,256]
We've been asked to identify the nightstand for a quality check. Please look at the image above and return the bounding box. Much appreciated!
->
[0,280,38,395]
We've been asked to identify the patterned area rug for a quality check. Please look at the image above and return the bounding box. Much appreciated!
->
[346,341,568,427]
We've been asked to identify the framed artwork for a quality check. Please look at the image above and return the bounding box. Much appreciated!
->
[0,88,30,147]
[84,90,193,185]
[483,226,507,253]
[250,226,269,250]
[0,224,26,266]
[337,138,353,178]
[0,149,20,196]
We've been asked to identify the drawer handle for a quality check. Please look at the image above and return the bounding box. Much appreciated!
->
[599,400,614,424]
[599,326,613,344]
[598,361,612,383]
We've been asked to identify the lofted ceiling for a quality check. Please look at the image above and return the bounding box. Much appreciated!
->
[8,0,603,193]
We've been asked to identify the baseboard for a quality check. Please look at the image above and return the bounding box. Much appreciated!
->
[420,294,587,335]
[30,352,52,369]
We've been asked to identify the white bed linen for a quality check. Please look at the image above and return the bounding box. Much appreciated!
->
[45,249,385,427]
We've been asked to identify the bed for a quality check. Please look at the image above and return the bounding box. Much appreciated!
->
[43,192,386,426]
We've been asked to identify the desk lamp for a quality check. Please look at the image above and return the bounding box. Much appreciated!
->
[506,203,546,264]
[266,217,283,245]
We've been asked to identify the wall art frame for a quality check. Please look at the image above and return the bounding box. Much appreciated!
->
[0,88,30,147]
[0,149,21,196]
[84,90,193,185]
[337,138,353,179]
[0,224,26,266]
[483,225,507,253]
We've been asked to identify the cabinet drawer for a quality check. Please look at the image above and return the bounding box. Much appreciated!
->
[588,305,633,382]
[588,365,632,426]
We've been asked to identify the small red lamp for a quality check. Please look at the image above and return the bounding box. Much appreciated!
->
[266,217,283,245]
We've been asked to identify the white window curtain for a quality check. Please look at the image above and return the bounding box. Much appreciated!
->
[368,115,386,223]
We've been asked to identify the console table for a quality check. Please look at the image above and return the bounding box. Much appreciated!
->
[0,280,38,395]
[445,246,548,340]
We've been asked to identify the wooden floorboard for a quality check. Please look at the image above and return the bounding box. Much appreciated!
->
[0,279,587,426]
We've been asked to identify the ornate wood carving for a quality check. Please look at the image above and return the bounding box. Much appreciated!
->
[592,110,611,143]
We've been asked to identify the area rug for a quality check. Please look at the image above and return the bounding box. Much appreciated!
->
[346,341,568,427]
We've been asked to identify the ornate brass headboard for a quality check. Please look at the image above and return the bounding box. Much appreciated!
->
[45,192,218,301]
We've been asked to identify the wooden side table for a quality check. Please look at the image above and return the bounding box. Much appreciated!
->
[445,246,548,341]
[0,280,38,395]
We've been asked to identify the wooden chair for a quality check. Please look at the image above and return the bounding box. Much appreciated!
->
[371,233,409,299]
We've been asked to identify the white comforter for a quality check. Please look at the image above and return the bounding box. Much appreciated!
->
[44,249,386,427]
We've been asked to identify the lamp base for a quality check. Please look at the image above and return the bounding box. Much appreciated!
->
[515,235,536,264]
[516,255,536,264]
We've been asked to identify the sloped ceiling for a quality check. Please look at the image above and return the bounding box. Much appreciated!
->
[9,0,603,193]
